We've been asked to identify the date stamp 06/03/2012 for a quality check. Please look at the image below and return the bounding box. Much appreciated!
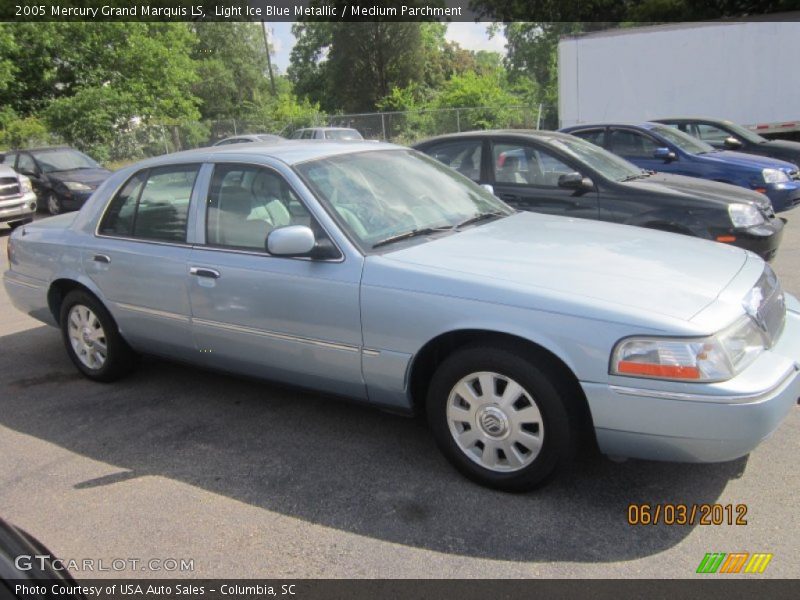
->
[627,503,749,526]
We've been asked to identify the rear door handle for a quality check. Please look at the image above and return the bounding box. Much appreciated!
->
[92,254,111,264]
[189,267,220,279]
[499,193,519,201]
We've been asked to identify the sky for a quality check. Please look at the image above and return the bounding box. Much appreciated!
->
[265,22,508,73]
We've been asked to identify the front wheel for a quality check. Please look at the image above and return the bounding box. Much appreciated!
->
[427,344,575,492]
[60,290,136,382]
[47,193,62,215]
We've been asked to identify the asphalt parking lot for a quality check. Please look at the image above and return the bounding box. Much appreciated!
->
[0,216,798,579]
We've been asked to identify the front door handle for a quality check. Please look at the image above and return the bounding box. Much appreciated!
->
[189,267,221,279]
[92,254,111,264]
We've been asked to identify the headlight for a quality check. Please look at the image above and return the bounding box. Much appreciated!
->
[728,203,764,227]
[611,316,766,382]
[762,168,789,184]
[18,174,33,194]
[63,181,92,191]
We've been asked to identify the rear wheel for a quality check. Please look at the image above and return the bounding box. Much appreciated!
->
[60,290,136,382]
[427,344,575,492]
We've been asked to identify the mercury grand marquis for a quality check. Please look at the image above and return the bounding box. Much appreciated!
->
[4,141,799,491]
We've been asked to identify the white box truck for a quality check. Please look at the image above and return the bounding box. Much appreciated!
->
[558,20,800,137]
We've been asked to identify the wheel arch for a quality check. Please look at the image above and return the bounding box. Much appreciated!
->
[407,329,596,440]
[47,277,107,326]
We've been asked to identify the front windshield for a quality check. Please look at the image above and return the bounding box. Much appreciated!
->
[650,125,714,154]
[721,121,768,144]
[295,149,513,249]
[548,135,643,182]
[32,149,99,173]
[325,129,363,140]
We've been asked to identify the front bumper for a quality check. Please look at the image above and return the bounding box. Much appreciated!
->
[582,300,800,463]
[728,215,784,262]
[764,181,800,212]
[0,192,37,224]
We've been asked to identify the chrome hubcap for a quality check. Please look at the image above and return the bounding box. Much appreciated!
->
[477,405,509,439]
[447,371,544,472]
[67,305,107,370]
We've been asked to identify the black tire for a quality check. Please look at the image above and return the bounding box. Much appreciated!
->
[427,343,576,492]
[59,290,136,382]
[7,218,32,229]
[47,192,61,216]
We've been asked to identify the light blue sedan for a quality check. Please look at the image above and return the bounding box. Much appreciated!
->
[4,141,799,491]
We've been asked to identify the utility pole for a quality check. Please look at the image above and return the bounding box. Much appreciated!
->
[261,21,277,96]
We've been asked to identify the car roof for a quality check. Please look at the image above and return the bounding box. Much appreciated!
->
[298,127,359,131]
[561,122,663,131]
[653,117,735,125]
[6,146,73,153]
[415,129,580,145]
[128,140,404,169]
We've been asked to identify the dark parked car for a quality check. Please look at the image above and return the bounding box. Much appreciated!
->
[654,117,800,166]
[559,122,800,213]
[213,133,284,146]
[414,130,784,261]
[2,147,112,215]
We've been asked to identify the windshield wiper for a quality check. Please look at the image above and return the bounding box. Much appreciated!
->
[372,227,452,249]
[454,211,507,229]
[620,172,650,182]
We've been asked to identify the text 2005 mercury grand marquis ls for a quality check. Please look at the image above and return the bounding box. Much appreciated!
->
[4,141,799,491]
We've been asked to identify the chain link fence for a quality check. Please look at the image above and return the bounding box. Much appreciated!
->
[24,105,558,168]
[327,105,556,145]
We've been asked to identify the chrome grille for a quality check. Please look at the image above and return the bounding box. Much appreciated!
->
[0,176,20,199]
[743,266,786,347]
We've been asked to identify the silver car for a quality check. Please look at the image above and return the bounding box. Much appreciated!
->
[4,141,799,491]
[290,127,364,141]
[0,164,37,229]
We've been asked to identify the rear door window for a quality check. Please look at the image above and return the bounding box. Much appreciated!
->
[568,128,605,147]
[99,165,199,243]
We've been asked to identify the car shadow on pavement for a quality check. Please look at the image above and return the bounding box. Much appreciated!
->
[0,325,748,563]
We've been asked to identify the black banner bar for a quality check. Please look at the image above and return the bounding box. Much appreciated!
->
[3,0,800,22]
[3,579,800,600]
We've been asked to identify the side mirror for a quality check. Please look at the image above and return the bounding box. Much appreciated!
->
[724,136,743,150]
[18,168,37,178]
[480,183,495,195]
[653,147,677,162]
[558,172,593,191]
[267,225,316,256]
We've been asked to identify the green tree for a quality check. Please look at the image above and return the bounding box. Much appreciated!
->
[435,70,520,130]
[287,22,335,110]
[192,22,271,120]
[327,22,423,112]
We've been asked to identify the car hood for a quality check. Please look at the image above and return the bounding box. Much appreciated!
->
[697,150,797,171]
[626,172,772,209]
[379,212,749,322]
[48,168,112,187]
[0,165,18,178]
